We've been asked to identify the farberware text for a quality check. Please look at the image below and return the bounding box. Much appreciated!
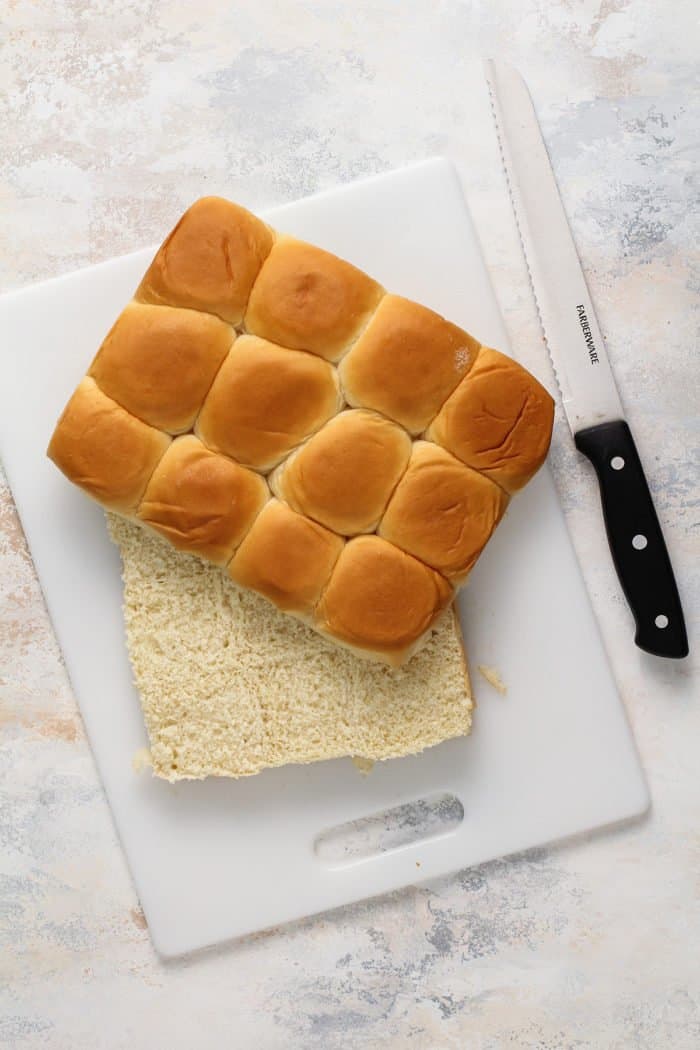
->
[577,305,599,364]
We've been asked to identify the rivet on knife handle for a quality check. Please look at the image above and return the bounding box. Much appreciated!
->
[574,420,688,658]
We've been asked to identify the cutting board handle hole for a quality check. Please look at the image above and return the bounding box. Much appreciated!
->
[314,792,464,867]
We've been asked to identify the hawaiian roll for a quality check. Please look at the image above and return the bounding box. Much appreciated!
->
[47,377,171,514]
[136,196,273,324]
[245,236,384,362]
[316,535,453,664]
[339,295,480,433]
[228,499,344,618]
[196,335,342,471]
[270,409,411,535]
[88,302,234,434]
[137,435,269,565]
[378,441,508,583]
[426,347,554,492]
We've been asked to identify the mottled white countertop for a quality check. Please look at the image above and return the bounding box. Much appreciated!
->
[1,2,698,1047]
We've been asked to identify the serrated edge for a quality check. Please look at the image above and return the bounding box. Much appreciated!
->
[484,61,573,412]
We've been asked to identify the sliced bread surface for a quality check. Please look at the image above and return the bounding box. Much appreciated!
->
[107,514,473,780]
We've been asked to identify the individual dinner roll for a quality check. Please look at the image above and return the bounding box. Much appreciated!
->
[136,197,274,325]
[339,295,481,433]
[244,236,384,362]
[228,499,344,618]
[316,535,454,665]
[47,377,171,514]
[270,409,412,535]
[137,435,269,565]
[88,302,234,434]
[195,335,342,471]
[378,442,508,583]
[426,347,555,493]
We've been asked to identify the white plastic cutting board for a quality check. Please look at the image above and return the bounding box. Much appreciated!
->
[0,158,648,957]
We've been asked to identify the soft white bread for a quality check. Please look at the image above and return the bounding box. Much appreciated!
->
[270,409,411,535]
[136,196,273,325]
[378,441,508,583]
[195,334,341,471]
[49,196,554,666]
[244,236,384,362]
[108,515,472,780]
[426,347,555,493]
[339,294,480,433]
[137,435,269,565]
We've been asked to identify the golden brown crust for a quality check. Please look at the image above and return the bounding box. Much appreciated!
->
[47,378,171,513]
[228,499,344,617]
[426,347,554,492]
[339,295,481,433]
[88,302,234,433]
[316,535,453,661]
[195,334,341,471]
[378,442,508,582]
[244,236,384,362]
[136,197,273,325]
[137,435,269,565]
[271,409,411,535]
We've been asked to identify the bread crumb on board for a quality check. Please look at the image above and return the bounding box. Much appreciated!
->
[477,664,507,695]
[132,747,153,773]
[351,756,375,775]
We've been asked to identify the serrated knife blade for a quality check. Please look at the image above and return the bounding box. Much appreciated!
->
[485,59,688,659]
[484,60,623,432]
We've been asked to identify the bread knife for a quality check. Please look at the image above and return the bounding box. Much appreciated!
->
[485,59,688,658]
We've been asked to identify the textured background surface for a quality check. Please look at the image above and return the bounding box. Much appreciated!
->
[1,1,698,1047]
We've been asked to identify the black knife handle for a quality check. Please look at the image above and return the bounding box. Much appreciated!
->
[574,420,688,658]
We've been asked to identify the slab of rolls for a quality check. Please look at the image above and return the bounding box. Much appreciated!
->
[48,197,554,665]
